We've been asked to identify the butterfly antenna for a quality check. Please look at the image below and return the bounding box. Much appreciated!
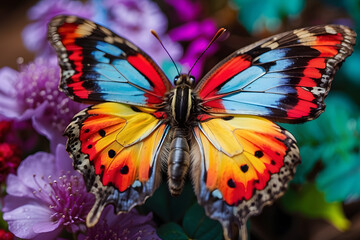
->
[151,29,180,75]
[188,28,226,75]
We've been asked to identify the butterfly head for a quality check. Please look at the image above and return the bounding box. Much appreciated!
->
[174,74,195,87]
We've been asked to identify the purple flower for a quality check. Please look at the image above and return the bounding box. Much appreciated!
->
[169,19,218,79]
[23,0,93,56]
[166,1,218,79]
[2,144,95,240]
[100,0,183,65]
[0,58,85,148]
[79,207,160,240]
[165,0,202,22]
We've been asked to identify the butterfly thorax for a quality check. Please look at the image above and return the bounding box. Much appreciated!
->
[169,74,197,127]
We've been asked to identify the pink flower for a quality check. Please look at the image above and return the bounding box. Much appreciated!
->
[0,143,21,183]
[0,229,14,240]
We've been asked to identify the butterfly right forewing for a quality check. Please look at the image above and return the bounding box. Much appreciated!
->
[195,25,356,123]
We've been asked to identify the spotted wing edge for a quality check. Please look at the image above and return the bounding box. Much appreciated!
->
[190,126,300,240]
[64,106,170,227]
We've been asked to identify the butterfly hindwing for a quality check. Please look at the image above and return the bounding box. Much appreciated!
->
[195,25,356,122]
[192,116,300,239]
[65,103,169,226]
[48,15,172,107]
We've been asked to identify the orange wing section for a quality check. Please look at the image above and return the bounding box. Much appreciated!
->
[65,102,169,226]
[192,116,300,239]
[78,102,165,191]
[197,116,295,204]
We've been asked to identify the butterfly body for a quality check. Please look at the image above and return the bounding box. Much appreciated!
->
[48,15,356,240]
[166,74,201,195]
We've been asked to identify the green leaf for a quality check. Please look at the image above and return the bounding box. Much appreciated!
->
[291,144,325,184]
[0,210,9,231]
[316,153,360,202]
[143,180,196,222]
[157,222,189,240]
[183,203,223,240]
[282,183,351,231]
[231,0,305,33]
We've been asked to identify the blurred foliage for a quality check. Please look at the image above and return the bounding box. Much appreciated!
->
[142,180,222,240]
[230,0,305,33]
[143,181,196,223]
[157,203,223,240]
[342,50,360,86]
[317,152,360,202]
[282,183,351,231]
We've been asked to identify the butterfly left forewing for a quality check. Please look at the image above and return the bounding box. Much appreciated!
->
[191,116,300,240]
[65,102,169,226]
[195,25,356,123]
[48,15,172,107]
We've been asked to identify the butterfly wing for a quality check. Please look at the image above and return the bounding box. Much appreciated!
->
[65,102,169,226]
[191,116,300,239]
[48,15,171,107]
[195,25,356,122]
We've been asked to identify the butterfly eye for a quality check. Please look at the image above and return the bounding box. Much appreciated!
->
[174,76,180,85]
[188,76,195,86]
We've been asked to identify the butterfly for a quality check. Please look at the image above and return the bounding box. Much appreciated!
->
[48,15,356,239]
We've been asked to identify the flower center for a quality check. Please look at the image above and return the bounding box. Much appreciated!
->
[32,172,94,230]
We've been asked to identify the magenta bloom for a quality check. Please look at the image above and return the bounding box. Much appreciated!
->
[79,207,160,240]
[0,58,85,148]
[166,0,218,78]
[169,19,218,78]
[2,144,95,239]
[22,0,92,56]
[0,120,12,142]
[0,229,14,240]
[0,142,22,184]
[165,0,202,22]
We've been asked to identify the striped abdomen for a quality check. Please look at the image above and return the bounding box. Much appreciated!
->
[168,127,190,196]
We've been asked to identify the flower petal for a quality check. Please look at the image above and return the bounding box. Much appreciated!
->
[3,204,58,239]
[55,144,74,173]
[2,195,35,212]
[5,174,33,197]
[0,67,21,119]
[17,152,57,190]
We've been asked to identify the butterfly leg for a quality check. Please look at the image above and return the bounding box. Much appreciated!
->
[168,127,191,196]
